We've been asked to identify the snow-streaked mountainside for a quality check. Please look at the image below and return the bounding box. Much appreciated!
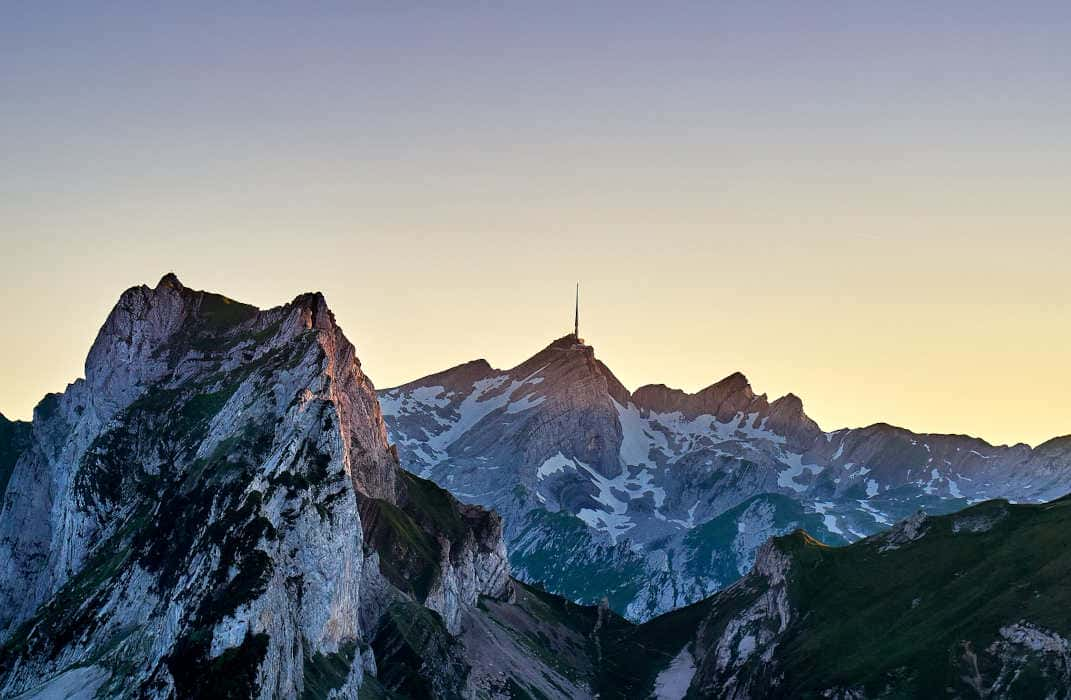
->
[379,334,1071,620]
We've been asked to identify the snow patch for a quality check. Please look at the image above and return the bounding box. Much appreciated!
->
[538,452,576,479]
[615,400,660,469]
[857,499,893,527]
[812,501,843,536]
[506,392,545,414]
[572,459,666,542]
[778,453,823,493]
[653,646,697,700]
[379,385,450,418]
[831,441,846,461]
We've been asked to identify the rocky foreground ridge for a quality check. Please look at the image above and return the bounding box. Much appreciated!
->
[380,335,1071,621]
[0,275,517,698]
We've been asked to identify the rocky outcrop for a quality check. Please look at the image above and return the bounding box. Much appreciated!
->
[690,536,799,699]
[0,274,511,698]
[358,471,510,634]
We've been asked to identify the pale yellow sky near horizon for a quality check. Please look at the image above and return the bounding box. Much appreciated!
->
[2,220,1069,449]
[3,3,1069,446]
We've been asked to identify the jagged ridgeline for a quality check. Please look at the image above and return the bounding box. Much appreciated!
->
[379,333,1071,623]
[1,275,1070,699]
[0,275,517,698]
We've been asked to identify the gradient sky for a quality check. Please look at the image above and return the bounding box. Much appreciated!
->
[3,2,1070,445]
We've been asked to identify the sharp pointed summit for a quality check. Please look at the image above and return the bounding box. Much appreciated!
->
[155,271,183,290]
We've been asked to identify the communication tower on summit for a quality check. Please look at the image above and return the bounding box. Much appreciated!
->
[573,283,585,345]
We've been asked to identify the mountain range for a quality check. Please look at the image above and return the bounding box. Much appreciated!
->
[0,275,1068,699]
[379,334,1071,620]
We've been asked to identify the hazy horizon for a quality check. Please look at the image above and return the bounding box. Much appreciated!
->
[4,3,1069,446]
[0,270,1065,449]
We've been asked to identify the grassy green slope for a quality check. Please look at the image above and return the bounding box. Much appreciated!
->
[683,492,849,579]
[508,508,648,613]
[706,495,1071,697]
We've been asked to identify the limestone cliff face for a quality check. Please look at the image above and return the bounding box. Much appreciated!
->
[0,274,509,699]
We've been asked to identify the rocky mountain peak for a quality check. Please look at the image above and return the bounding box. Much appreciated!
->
[290,291,336,332]
[510,335,629,405]
[520,333,593,366]
[766,393,822,449]
[770,392,803,413]
[0,276,515,698]
[714,370,751,393]
[631,371,758,421]
[696,370,755,405]
[388,358,497,398]
[155,272,184,290]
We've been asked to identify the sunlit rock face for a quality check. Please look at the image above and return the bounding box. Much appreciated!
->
[0,274,509,699]
[380,334,1071,621]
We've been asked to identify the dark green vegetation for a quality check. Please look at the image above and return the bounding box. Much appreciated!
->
[0,413,31,498]
[478,580,605,690]
[595,596,714,698]
[482,579,711,699]
[371,602,468,698]
[167,630,269,700]
[682,492,848,582]
[300,640,359,700]
[396,470,469,543]
[368,577,713,699]
[360,497,443,600]
[508,508,647,612]
[699,495,1071,698]
[377,493,1071,699]
[150,282,286,364]
[181,291,261,355]
[358,673,404,700]
[359,470,496,601]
